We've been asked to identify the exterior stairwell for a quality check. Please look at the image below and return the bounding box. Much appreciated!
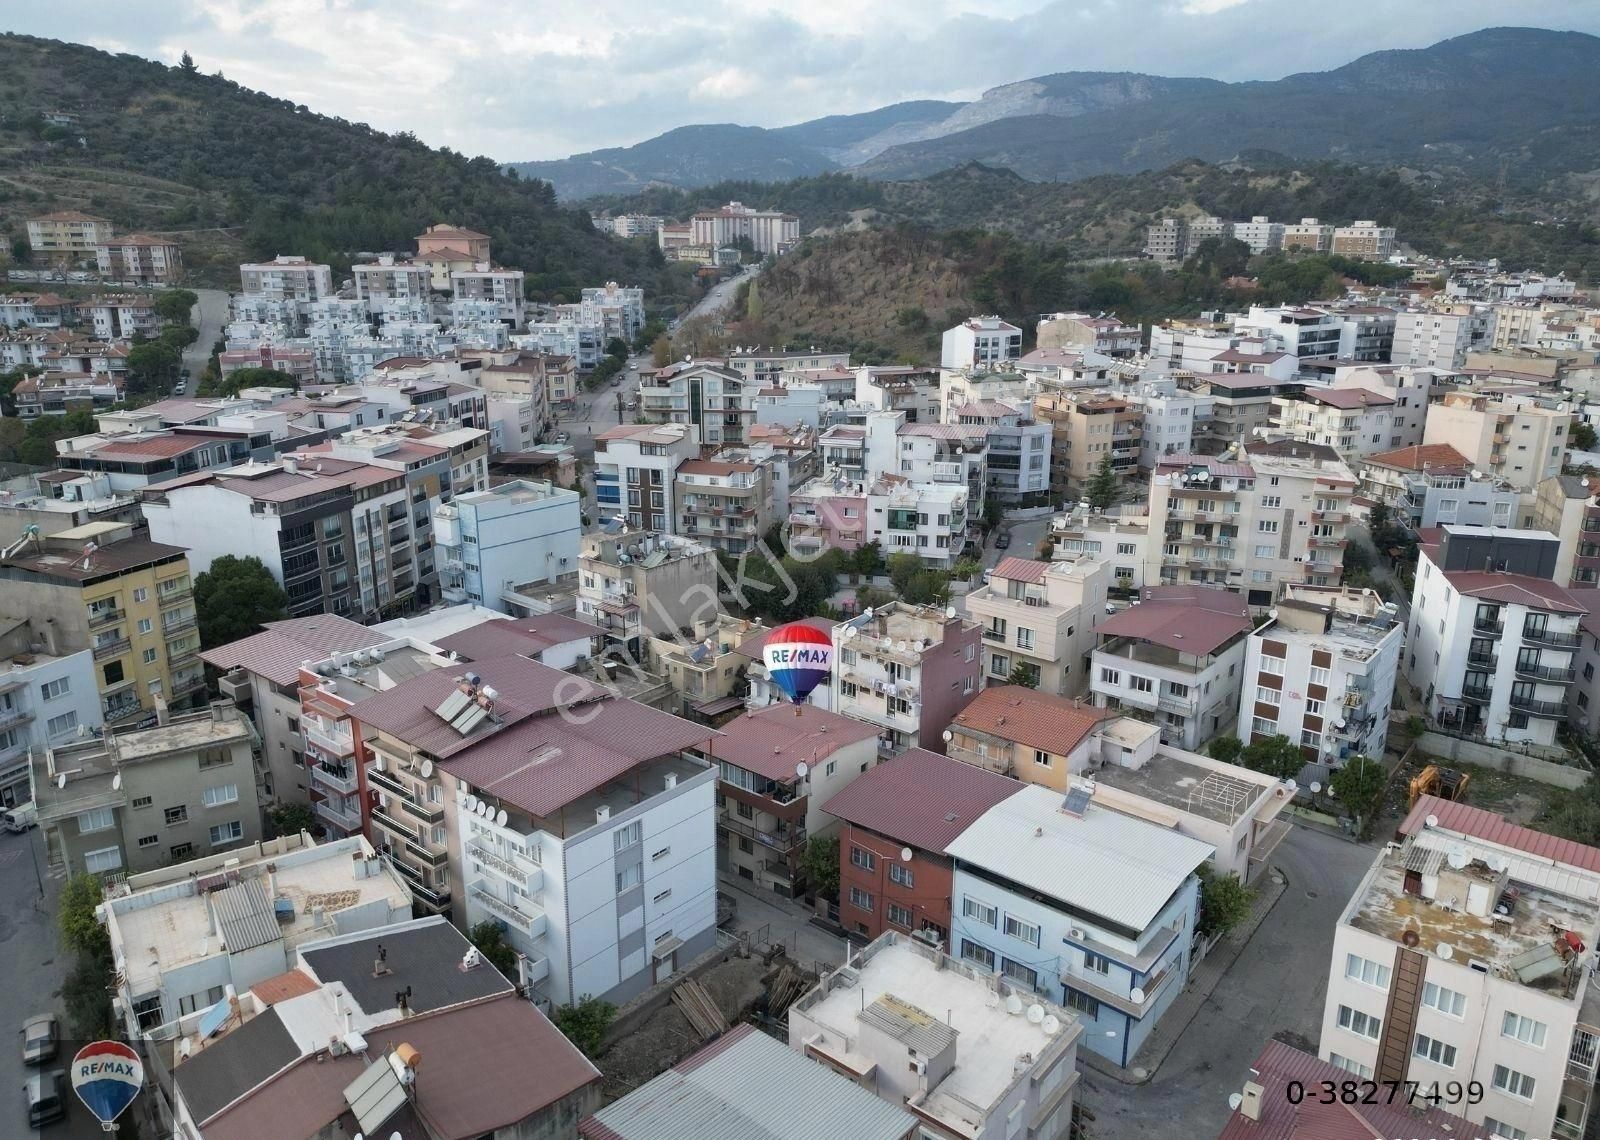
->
[1375,945,1425,1083]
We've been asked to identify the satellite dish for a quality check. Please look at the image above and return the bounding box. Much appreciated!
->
[795,761,809,780]
[945,606,957,619]
[1284,779,1298,795]
[419,758,433,778]
[942,729,954,743]
[1334,719,1346,730]
[1309,782,1322,794]
[455,787,467,805]
[496,808,508,827]
[900,847,913,863]
[1130,986,1146,1004]
[56,773,65,790]
[1446,846,1470,870]
[478,801,490,817]
[1437,943,1454,960]
[467,796,480,813]
[1424,814,1439,828]
[112,773,122,791]
[1268,608,1279,619]
[1005,994,1024,1016]
[1487,854,1509,873]
[1229,1093,1244,1111]
[1026,1004,1045,1024]
[1042,1015,1060,1036]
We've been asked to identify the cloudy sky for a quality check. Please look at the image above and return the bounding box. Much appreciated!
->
[8,2,1598,160]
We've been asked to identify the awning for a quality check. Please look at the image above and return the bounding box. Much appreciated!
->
[693,694,745,717]
[652,935,684,960]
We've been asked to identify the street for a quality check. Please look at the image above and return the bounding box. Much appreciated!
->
[717,871,851,973]
[183,288,230,387]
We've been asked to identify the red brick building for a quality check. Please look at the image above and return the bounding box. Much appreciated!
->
[824,748,1019,943]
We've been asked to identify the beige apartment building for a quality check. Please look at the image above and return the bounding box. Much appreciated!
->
[1034,390,1143,501]
[966,555,1110,695]
[675,454,772,555]
[576,528,719,661]
[1329,221,1396,260]
[1271,386,1398,462]
[1422,390,1574,493]
[1146,441,1358,609]
[96,235,184,285]
[27,211,114,262]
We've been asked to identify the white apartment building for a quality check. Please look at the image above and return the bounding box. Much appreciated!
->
[866,411,988,510]
[638,361,753,445]
[1146,441,1358,607]
[96,235,183,284]
[1360,444,1521,531]
[593,421,701,531]
[788,470,971,571]
[1319,799,1600,1140]
[435,480,581,613]
[576,528,719,660]
[790,932,1083,1140]
[1271,387,1398,462]
[941,316,1023,370]
[675,454,772,556]
[855,365,942,425]
[1037,312,1142,358]
[1237,586,1402,783]
[580,282,646,344]
[946,784,1213,1067]
[689,202,798,254]
[949,398,1051,502]
[353,255,433,315]
[1232,216,1285,254]
[1394,309,1489,369]
[1330,363,1459,449]
[1091,584,1253,751]
[1127,379,1213,469]
[609,215,664,239]
[723,347,852,389]
[0,621,99,808]
[450,264,526,325]
[88,296,160,340]
[1233,305,1345,363]
[1406,527,1582,747]
[1422,390,1573,493]
[1330,220,1396,260]
[833,603,982,758]
[967,555,1109,695]
[1052,510,1151,591]
[239,256,334,303]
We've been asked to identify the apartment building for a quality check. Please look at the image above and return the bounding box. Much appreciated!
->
[1329,220,1396,259]
[353,255,434,316]
[450,264,526,324]
[1051,510,1151,591]
[946,684,1109,786]
[1037,312,1142,357]
[53,426,269,492]
[576,527,719,660]
[1145,442,1358,605]
[32,702,259,877]
[826,748,1019,944]
[593,421,697,530]
[689,201,799,253]
[1271,387,1397,461]
[218,344,317,384]
[1422,390,1573,493]
[238,255,334,302]
[1128,379,1213,469]
[789,467,971,570]
[855,364,942,424]
[1358,443,1516,531]
[434,480,581,612]
[0,522,202,729]
[791,932,1082,1140]
[27,210,114,262]
[832,603,981,758]
[96,235,184,284]
[644,612,763,720]
[417,222,491,262]
[1191,374,1302,454]
[941,316,1023,370]
[966,556,1109,695]
[1282,217,1334,251]
[675,453,772,555]
[709,704,878,896]
[1090,584,1253,751]
[732,618,836,714]
[580,281,646,343]
[0,618,99,807]
[1394,308,1489,369]
[1318,797,1600,1140]
[638,360,754,444]
[1144,218,1186,261]
[1238,585,1403,782]
[609,214,664,238]
[350,655,720,1007]
[1330,363,1457,447]
[950,398,1052,503]
[723,346,852,389]
[1233,216,1285,254]
[88,294,161,339]
[1406,526,1582,747]
[1234,305,1345,362]
[11,371,124,420]
[1533,476,1600,588]
[1033,390,1142,500]
[99,832,410,1037]
[945,783,1213,1066]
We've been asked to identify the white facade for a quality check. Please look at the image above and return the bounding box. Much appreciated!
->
[689,202,798,254]
[592,422,701,530]
[451,265,526,325]
[239,256,334,302]
[950,399,1051,502]
[1271,390,1398,462]
[1092,630,1247,752]
[353,257,433,315]
[435,480,581,613]
[941,317,1023,370]
[0,647,100,807]
[1127,381,1212,469]
[1394,309,1488,369]
[1232,216,1284,254]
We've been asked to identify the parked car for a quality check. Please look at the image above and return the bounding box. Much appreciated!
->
[994,532,1012,550]
[555,431,570,443]
[25,1069,67,1129]
[21,1014,58,1065]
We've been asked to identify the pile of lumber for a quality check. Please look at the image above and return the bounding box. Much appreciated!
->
[766,964,811,1019]
[672,977,728,1039]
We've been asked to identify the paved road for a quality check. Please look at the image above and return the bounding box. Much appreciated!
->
[1078,825,1380,1140]
[183,288,230,386]
[717,871,850,974]
[685,265,759,324]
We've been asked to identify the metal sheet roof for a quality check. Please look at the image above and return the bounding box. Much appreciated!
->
[1399,794,1600,874]
[945,784,1214,931]
[212,879,281,954]
[580,1024,915,1140]
[822,748,1021,853]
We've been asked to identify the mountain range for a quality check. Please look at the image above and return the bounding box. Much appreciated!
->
[509,28,1600,200]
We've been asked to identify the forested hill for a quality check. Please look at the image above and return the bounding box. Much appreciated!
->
[0,34,670,298]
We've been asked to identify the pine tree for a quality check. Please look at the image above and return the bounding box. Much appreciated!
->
[180,51,197,74]
[1086,453,1119,510]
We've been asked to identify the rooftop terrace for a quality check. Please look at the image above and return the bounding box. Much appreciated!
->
[1093,747,1277,827]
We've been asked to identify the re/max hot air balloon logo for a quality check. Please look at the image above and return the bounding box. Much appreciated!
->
[71,1040,143,1129]
[763,622,833,705]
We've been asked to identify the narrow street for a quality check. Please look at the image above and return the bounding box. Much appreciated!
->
[183,287,230,385]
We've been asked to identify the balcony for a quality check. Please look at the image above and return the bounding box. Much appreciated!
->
[172,675,207,699]
[104,701,144,725]
[1514,661,1577,684]
[404,833,450,868]
[1460,686,1494,705]
[167,649,200,670]
[92,637,131,661]
[0,707,34,734]
[389,858,450,910]
[371,805,419,841]
[982,628,1007,643]
[1473,615,1505,636]
[304,723,355,758]
[1509,693,1568,717]
[1313,510,1348,524]
[1467,650,1498,669]
[467,841,542,891]
[366,767,415,801]
[87,607,123,630]
[314,797,363,833]
[401,796,446,827]
[1308,535,1343,549]
[1157,693,1194,716]
[160,616,198,639]
[310,762,359,796]
[1523,627,1582,649]
[470,881,547,938]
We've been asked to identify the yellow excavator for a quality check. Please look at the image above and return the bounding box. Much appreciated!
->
[1408,763,1470,809]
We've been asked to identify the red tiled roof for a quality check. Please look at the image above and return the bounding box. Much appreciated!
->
[1400,793,1600,874]
[733,618,831,660]
[88,434,227,459]
[822,748,1020,852]
[249,969,319,1007]
[991,556,1049,584]
[1441,570,1589,614]
[1218,1040,1473,1140]
[950,686,1110,759]
[1097,585,1254,655]
[1361,443,1470,472]
[708,704,880,781]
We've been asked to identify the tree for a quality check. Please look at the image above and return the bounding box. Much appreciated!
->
[850,541,883,578]
[604,337,629,360]
[551,995,616,1059]
[1007,661,1040,689]
[802,835,840,899]
[1086,453,1119,511]
[60,873,110,959]
[180,50,198,74]
[1207,736,1244,766]
[982,496,1005,533]
[9,236,29,264]
[63,950,115,1042]
[468,920,519,977]
[216,365,299,397]
[1196,865,1257,940]
[1239,734,1304,781]
[125,340,181,395]
[267,802,316,838]
[887,552,925,597]
[903,569,951,606]
[1330,754,1386,838]
[195,555,289,649]
[153,288,199,325]
[651,333,672,368]
[1574,422,1598,452]
[745,277,762,323]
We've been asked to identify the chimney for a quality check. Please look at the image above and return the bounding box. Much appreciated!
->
[154,694,170,726]
[1239,1080,1264,1121]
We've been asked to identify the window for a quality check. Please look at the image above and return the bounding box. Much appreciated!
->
[1413,1034,1457,1068]
[961,940,995,970]
[963,897,997,927]
[1003,915,1041,947]
[1250,716,1277,737]
[1034,749,1052,768]
[164,805,188,825]
[1309,666,1330,687]
[1304,697,1324,716]
[735,801,754,820]
[1257,520,1279,534]
[202,785,238,808]
[1002,958,1039,989]
[142,648,158,664]
[47,711,78,738]
[84,847,122,874]
[1016,628,1035,650]
[132,587,149,603]
[1083,950,1111,975]
[131,796,151,809]
[208,821,243,846]
[615,864,641,892]
[1065,990,1100,1018]
[848,885,873,912]
[1256,686,1281,706]
[1300,729,1321,750]
[990,654,1009,675]
[1329,1053,1373,1079]
[1501,1012,1547,1048]
[1336,1005,1380,1040]
[614,821,642,850]
[41,677,70,701]
[170,842,194,860]
[887,902,913,928]
[1099,667,1121,685]
[197,747,232,769]
[1491,1065,1535,1100]
[850,846,876,871]
[1253,544,1276,559]
[138,618,153,635]
[1344,953,1390,990]
[78,808,115,833]
[652,846,671,861]
[1421,982,1466,1017]
[1130,675,1153,694]
[653,888,672,904]
[1483,1118,1527,1140]
[889,863,914,888]
[1259,656,1285,677]
[137,835,158,848]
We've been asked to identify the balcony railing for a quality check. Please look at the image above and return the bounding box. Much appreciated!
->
[1467,650,1498,669]
[401,796,445,826]
[389,857,450,909]
[305,724,355,758]
[161,616,198,638]
[0,707,34,734]
[87,607,123,630]
[720,811,806,853]
[1460,687,1494,705]
[104,701,144,724]
[314,797,363,832]
[467,841,542,889]
[1509,693,1568,717]
[371,805,419,841]
[1522,627,1582,648]
[982,628,1007,643]
[92,637,131,661]
[1473,616,1505,636]
[1514,661,1577,684]
[470,881,546,937]
[310,763,359,795]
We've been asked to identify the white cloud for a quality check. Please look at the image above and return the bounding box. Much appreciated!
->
[7,1,1599,160]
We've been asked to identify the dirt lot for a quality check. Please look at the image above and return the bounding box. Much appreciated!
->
[1382,752,1568,829]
